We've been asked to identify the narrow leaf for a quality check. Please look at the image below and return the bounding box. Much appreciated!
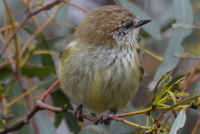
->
[153,0,193,82]
[169,110,186,134]
[51,90,80,133]
[10,81,33,134]
[0,64,12,80]
[36,112,58,134]
[21,65,55,78]
[167,90,177,104]
[116,0,162,40]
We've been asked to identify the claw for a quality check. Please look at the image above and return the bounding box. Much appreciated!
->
[94,109,117,125]
[94,114,112,125]
[74,105,84,122]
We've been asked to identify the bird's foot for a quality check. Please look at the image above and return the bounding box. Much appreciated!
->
[94,113,111,125]
[94,109,117,125]
[73,105,84,122]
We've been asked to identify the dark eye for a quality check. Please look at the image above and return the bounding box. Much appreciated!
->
[123,21,134,29]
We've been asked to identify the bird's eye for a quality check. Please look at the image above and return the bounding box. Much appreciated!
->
[123,21,134,29]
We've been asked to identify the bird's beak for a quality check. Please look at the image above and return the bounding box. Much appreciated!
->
[135,20,151,28]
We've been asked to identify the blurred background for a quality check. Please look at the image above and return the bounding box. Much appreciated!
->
[0,0,200,134]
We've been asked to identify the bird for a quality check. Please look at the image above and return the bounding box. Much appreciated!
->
[58,5,151,117]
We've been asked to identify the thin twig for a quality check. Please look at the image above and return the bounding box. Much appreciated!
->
[16,74,40,134]
[157,60,200,126]
[19,3,64,58]
[112,115,151,129]
[155,96,199,124]
[0,0,89,57]
[0,79,152,134]
[63,0,88,13]
[0,23,19,33]
[19,0,41,29]
[183,60,200,92]
[3,0,20,75]
[0,33,15,70]
[192,118,200,134]
[40,80,61,100]
[0,0,63,56]
[1,79,199,134]
[118,107,153,117]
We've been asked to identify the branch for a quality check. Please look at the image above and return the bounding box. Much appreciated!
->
[192,118,200,134]
[183,60,200,92]
[0,80,61,134]
[1,78,199,134]
[0,0,88,57]
[0,79,152,134]
[154,95,200,124]
[0,33,15,70]
[0,0,63,56]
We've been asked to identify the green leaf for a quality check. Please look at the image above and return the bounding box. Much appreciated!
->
[174,0,193,24]
[35,112,58,134]
[23,24,57,68]
[153,0,193,82]
[56,4,71,34]
[0,64,12,80]
[169,110,186,134]
[116,0,162,40]
[51,90,80,133]
[0,71,11,80]
[23,24,64,48]
[156,3,173,28]
[183,31,200,57]
[194,79,200,95]
[0,120,5,129]
[174,52,200,59]
[23,23,37,35]
[176,92,189,98]
[185,47,200,57]
[167,90,176,104]
[32,74,58,92]
[21,65,55,78]
[10,81,33,134]
[167,75,185,92]
[45,36,65,47]
[36,34,55,67]
[152,71,172,103]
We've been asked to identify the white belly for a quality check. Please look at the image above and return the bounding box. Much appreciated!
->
[58,43,142,113]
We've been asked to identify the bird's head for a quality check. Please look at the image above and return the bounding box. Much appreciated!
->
[73,5,151,47]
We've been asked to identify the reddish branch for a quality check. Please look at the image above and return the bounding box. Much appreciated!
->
[0,1,199,133]
[0,0,88,57]
[0,0,64,56]
[0,80,93,134]
[0,80,108,134]
[0,79,199,134]
[40,80,61,100]
[183,60,200,92]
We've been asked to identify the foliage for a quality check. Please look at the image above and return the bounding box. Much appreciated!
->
[0,0,200,134]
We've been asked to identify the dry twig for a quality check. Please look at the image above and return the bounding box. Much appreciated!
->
[0,79,151,134]
[0,0,63,56]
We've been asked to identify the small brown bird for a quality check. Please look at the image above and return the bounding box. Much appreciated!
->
[58,5,150,115]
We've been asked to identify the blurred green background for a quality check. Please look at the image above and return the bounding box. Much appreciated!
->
[0,0,200,134]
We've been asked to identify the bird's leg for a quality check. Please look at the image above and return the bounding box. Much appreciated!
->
[74,104,84,122]
[94,109,117,125]
[110,109,117,114]
[91,113,96,117]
